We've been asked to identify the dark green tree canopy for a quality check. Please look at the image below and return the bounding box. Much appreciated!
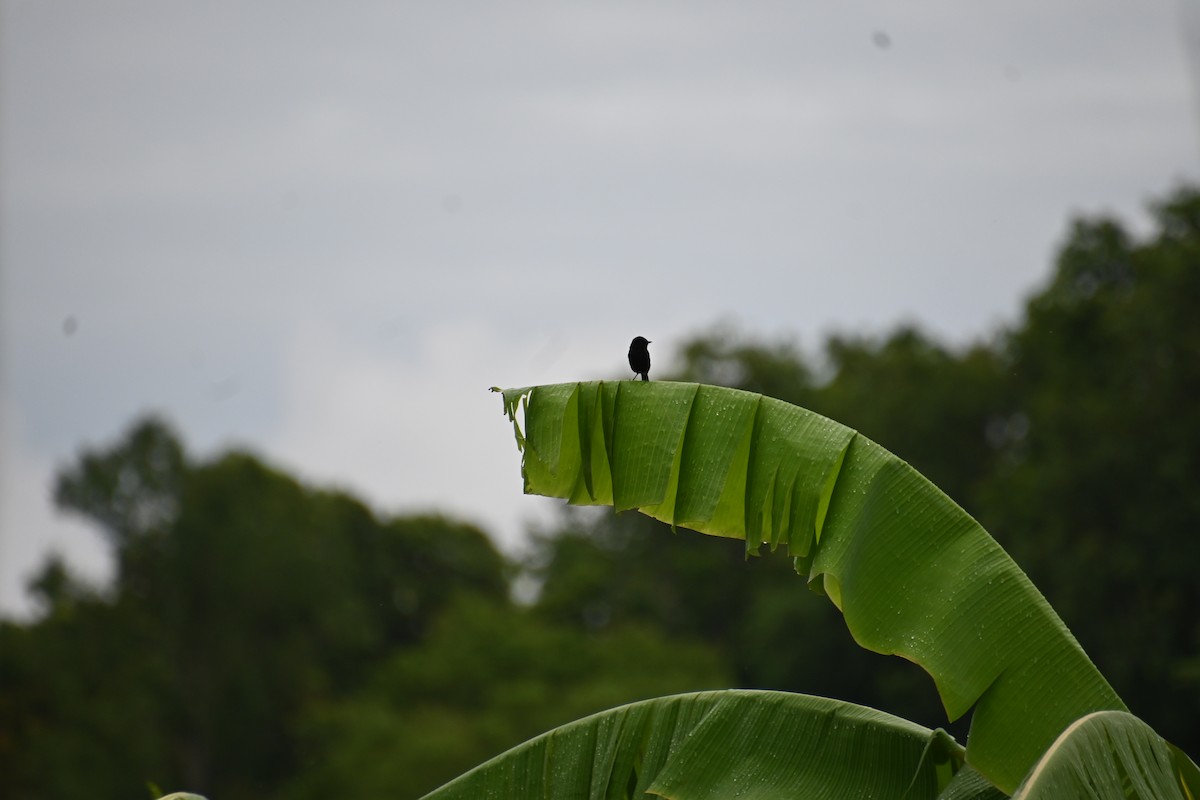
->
[7,419,512,799]
[529,185,1200,755]
[2,184,1197,799]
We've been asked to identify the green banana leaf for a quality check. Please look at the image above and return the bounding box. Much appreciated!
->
[421,690,965,800]
[491,381,1191,795]
[935,765,1009,800]
[1011,711,1200,800]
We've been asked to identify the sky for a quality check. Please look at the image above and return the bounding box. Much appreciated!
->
[2,1,1198,618]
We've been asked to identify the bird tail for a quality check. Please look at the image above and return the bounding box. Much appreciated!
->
[640,373,648,381]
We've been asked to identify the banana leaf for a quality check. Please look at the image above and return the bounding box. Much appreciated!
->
[491,381,1168,794]
[421,690,964,800]
[935,766,1009,800]
[1011,711,1200,800]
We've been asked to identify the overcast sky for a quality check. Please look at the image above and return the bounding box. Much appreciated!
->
[2,0,1197,617]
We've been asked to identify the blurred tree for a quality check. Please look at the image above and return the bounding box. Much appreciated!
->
[979,187,1200,753]
[811,326,1012,512]
[282,596,729,799]
[531,509,754,642]
[54,417,186,548]
[673,324,817,406]
[525,185,1200,754]
[528,486,948,735]
[1,418,508,800]
[4,184,1197,799]
[0,573,173,800]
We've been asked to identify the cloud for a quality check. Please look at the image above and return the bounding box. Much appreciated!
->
[1,0,1196,613]
[263,317,569,553]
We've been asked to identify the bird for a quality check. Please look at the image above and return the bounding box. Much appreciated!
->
[628,336,651,381]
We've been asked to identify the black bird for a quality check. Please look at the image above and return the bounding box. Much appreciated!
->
[628,336,651,381]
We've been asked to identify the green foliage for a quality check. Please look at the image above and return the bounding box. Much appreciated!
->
[530,497,949,733]
[980,192,1200,750]
[284,598,728,799]
[1011,711,1196,800]
[3,184,1198,799]
[814,328,1012,510]
[594,185,1200,758]
[1,418,722,800]
[54,417,186,548]
[423,691,964,800]
[504,185,1200,793]
[499,378,1134,792]
[2,419,509,800]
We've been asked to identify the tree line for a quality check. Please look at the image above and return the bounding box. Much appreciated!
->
[2,185,1197,799]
